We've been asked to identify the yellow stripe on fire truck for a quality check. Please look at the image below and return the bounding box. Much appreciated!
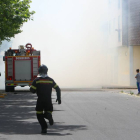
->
[6,83,17,86]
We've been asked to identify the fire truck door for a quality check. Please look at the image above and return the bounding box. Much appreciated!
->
[15,60,31,81]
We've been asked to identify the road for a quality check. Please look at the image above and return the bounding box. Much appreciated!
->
[0,89,140,140]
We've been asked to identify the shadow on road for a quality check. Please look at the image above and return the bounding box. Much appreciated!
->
[0,92,87,136]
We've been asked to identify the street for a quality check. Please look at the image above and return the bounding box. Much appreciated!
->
[0,89,140,140]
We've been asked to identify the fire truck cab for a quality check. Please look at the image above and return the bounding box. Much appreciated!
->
[3,43,40,92]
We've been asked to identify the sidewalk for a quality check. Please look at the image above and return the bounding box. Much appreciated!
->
[102,86,137,89]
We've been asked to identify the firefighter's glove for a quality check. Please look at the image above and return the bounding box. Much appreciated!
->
[56,99,61,104]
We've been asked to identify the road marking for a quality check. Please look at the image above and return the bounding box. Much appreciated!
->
[0,95,5,98]
[0,93,7,98]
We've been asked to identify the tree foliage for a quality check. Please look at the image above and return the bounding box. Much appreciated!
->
[0,0,35,44]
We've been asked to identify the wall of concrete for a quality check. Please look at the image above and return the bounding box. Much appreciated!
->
[117,46,130,86]
[108,0,123,48]
[133,46,140,73]
[128,0,140,45]
[122,0,128,46]
[116,46,140,86]
[106,0,140,86]
[129,45,140,86]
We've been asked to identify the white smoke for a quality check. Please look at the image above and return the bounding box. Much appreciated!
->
[1,0,114,89]
[0,41,13,89]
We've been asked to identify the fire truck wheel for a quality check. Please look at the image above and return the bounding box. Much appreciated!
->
[10,87,15,92]
[5,86,10,92]
[5,86,15,92]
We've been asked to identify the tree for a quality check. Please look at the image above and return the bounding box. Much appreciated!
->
[0,0,35,44]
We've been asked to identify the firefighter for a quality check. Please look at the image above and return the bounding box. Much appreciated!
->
[30,65,61,134]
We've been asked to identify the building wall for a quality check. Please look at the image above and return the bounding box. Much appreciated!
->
[108,0,123,48]
[128,0,140,45]
[133,46,140,74]
[128,45,140,86]
[128,0,140,85]
[118,46,130,86]
[106,0,140,86]
[113,45,140,86]
[122,0,128,46]
[117,45,140,86]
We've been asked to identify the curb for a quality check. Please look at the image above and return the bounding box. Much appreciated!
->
[119,92,140,98]
[103,86,137,89]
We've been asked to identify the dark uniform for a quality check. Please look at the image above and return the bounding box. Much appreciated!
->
[30,76,61,132]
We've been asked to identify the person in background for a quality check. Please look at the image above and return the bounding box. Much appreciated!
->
[30,65,61,134]
[135,69,140,95]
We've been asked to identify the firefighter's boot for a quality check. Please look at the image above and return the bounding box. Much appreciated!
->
[41,128,47,134]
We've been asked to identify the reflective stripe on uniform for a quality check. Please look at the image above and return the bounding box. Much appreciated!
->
[53,84,58,88]
[31,85,36,90]
[36,111,43,114]
[36,81,53,84]
[45,111,52,114]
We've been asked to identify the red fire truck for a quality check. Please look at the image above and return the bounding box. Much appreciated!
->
[3,43,40,92]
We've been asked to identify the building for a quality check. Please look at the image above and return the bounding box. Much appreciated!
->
[107,0,140,86]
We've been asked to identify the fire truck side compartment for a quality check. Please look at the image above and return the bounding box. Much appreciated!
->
[7,58,13,79]
[33,57,38,76]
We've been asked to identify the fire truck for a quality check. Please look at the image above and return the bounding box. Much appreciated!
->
[3,43,40,92]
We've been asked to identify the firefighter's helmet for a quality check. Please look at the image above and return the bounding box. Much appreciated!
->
[38,65,48,74]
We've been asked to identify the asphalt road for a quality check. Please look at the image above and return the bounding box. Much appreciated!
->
[0,89,140,140]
